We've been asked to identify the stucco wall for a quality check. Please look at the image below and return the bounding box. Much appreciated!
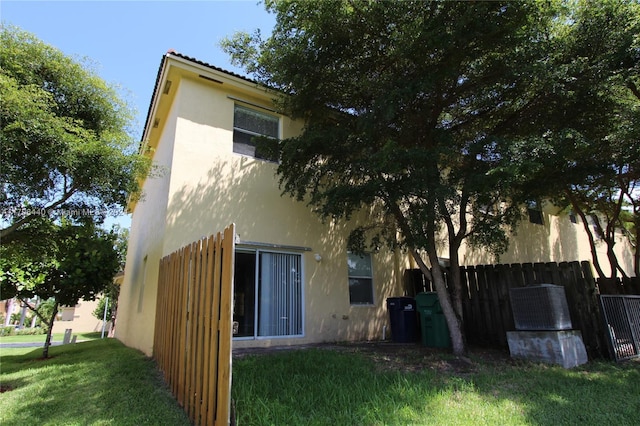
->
[458,203,634,276]
[52,299,108,334]
[114,83,178,354]
[159,77,407,349]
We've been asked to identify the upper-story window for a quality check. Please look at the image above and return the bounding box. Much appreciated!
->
[527,200,544,225]
[233,104,279,161]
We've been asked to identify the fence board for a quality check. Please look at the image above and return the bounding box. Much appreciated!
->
[194,237,208,425]
[521,263,535,286]
[625,278,640,295]
[486,265,504,346]
[200,234,216,426]
[216,225,236,425]
[494,264,513,346]
[510,264,526,288]
[466,267,482,340]
[459,267,473,338]
[153,224,235,426]
[207,232,223,426]
[186,241,198,418]
[477,265,494,345]
[533,262,547,283]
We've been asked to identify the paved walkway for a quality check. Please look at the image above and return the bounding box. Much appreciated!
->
[0,341,66,348]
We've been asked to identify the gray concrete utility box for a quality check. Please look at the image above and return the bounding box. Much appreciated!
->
[507,330,588,368]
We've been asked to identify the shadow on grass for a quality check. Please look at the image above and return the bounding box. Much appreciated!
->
[231,347,640,426]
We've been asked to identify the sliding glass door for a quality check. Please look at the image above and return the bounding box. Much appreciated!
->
[234,250,303,339]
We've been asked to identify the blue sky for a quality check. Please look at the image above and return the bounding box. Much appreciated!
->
[2,0,276,228]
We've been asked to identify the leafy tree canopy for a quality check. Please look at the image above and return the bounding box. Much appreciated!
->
[0,222,120,357]
[224,0,639,354]
[223,0,563,355]
[0,25,149,240]
[504,0,640,278]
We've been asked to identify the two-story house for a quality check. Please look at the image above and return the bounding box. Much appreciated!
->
[115,51,633,356]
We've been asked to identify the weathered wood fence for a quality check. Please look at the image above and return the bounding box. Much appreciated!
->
[405,261,612,359]
[596,277,640,295]
[153,224,236,426]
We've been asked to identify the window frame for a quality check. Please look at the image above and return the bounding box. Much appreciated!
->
[527,200,544,225]
[347,252,375,306]
[233,248,305,340]
[232,104,280,161]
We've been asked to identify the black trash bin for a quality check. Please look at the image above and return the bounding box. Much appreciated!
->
[386,297,418,343]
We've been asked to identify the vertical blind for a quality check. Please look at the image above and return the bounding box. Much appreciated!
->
[258,252,303,337]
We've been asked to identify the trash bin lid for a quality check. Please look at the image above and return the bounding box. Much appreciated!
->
[415,292,440,308]
[386,297,416,310]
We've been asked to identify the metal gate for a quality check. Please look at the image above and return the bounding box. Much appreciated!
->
[599,295,640,361]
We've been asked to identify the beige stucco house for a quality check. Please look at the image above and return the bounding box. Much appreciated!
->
[115,51,634,356]
[52,299,109,334]
[2,297,108,334]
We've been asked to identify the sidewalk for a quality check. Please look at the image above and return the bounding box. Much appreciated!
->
[0,341,64,348]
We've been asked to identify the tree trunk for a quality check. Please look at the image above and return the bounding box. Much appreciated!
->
[42,302,59,359]
[635,223,639,277]
[409,249,466,355]
[389,200,466,355]
[569,194,607,278]
[4,299,14,327]
[427,250,466,356]
[447,249,465,340]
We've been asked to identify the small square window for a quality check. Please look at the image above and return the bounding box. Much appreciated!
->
[347,253,374,305]
[569,211,578,224]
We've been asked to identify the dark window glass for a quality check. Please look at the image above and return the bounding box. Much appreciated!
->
[347,253,374,305]
[233,105,279,161]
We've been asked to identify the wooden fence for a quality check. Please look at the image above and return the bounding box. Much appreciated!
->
[596,277,640,295]
[405,261,609,359]
[153,224,236,426]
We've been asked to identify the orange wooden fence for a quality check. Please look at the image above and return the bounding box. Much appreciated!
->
[153,224,235,426]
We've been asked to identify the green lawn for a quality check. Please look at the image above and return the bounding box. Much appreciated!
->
[232,345,640,425]
[1,339,638,425]
[0,339,191,426]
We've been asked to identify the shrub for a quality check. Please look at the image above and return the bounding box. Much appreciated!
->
[16,327,46,336]
[0,326,16,337]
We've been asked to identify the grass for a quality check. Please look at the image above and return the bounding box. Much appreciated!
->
[1,340,638,425]
[0,339,191,426]
[231,345,640,425]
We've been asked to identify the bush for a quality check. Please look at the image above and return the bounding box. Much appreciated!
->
[0,326,16,337]
[16,327,46,336]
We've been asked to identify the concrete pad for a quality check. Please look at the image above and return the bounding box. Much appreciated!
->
[507,330,588,369]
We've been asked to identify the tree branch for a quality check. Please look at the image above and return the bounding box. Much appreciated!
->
[627,80,640,101]
[0,185,78,239]
[567,190,608,279]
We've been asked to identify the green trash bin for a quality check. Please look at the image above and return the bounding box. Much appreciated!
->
[415,292,451,348]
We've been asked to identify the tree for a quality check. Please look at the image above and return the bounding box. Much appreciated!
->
[508,0,640,279]
[93,226,128,333]
[0,25,148,239]
[0,26,147,355]
[223,1,561,355]
[0,222,120,358]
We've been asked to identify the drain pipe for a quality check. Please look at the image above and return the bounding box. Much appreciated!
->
[382,325,387,341]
